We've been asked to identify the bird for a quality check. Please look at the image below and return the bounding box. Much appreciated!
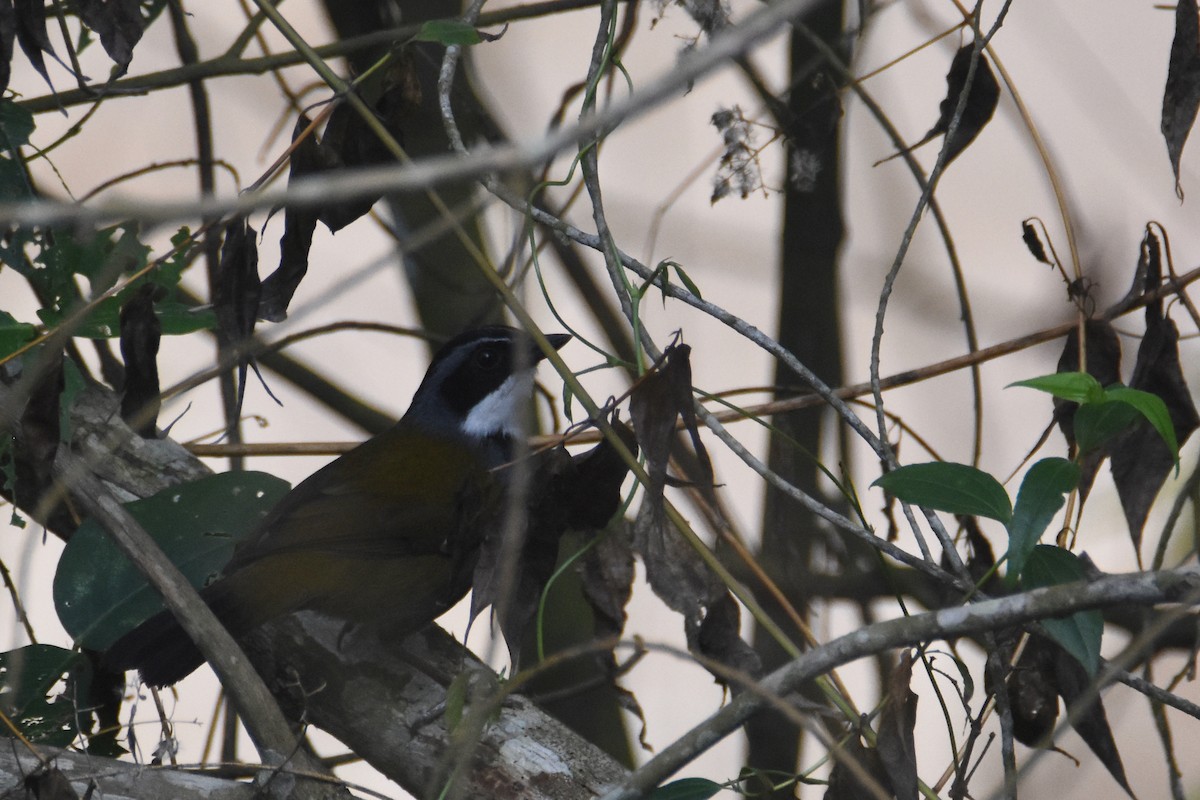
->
[105,325,573,688]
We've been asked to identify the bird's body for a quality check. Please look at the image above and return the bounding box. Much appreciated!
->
[106,326,570,687]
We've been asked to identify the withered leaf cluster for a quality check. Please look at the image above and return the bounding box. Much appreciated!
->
[468,417,638,667]
[825,652,918,800]
[261,61,419,322]
[629,342,760,684]
[210,62,420,409]
[996,631,1133,797]
[1052,230,1199,552]
[0,0,159,95]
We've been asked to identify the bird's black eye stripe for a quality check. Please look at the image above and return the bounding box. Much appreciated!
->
[439,339,516,417]
[473,344,503,370]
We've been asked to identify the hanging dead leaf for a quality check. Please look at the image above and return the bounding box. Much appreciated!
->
[260,58,419,321]
[1022,220,1051,265]
[1051,639,1135,798]
[470,415,634,665]
[935,43,1000,164]
[580,522,635,640]
[1110,233,1199,553]
[823,732,892,800]
[259,114,323,322]
[877,42,999,167]
[876,651,918,800]
[74,0,151,77]
[630,342,758,684]
[1006,634,1060,746]
[118,282,161,437]
[564,416,638,529]
[214,218,276,414]
[1162,0,1200,198]
[14,0,59,93]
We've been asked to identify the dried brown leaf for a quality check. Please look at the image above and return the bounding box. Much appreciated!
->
[1007,634,1059,746]
[878,42,999,167]
[824,733,891,800]
[1162,0,1200,198]
[877,651,918,800]
[15,0,57,92]
[1111,234,1199,551]
[214,218,265,414]
[74,0,148,77]
[117,282,160,437]
[260,62,417,320]
[470,418,633,664]
[1052,641,1135,797]
[629,343,757,684]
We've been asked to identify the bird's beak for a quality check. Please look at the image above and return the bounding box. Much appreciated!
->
[532,333,571,363]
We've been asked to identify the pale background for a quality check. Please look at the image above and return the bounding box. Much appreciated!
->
[2,1,1198,798]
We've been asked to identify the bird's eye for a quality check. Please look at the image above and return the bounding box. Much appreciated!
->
[472,345,502,370]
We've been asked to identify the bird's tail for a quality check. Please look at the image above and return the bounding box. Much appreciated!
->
[103,578,264,688]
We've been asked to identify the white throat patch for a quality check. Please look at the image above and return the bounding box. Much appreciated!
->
[461,370,535,439]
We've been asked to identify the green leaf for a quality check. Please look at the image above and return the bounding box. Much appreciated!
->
[414,19,482,45]
[1022,545,1103,675]
[0,645,89,747]
[0,99,35,149]
[648,778,723,800]
[53,471,291,650]
[36,301,118,338]
[0,157,33,204]
[873,462,1012,523]
[155,302,216,335]
[1004,458,1080,586]
[0,311,36,359]
[38,297,215,338]
[156,226,194,293]
[1009,372,1103,404]
[1073,400,1140,455]
[1103,386,1180,467]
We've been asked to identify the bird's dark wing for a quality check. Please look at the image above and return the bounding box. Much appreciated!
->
[225,424,492,568]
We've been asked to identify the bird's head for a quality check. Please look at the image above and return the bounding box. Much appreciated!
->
[404,326,570,447]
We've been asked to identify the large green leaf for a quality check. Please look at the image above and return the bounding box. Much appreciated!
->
[873,462,1012,523]
[53,471,290,651]
[1022,545,1103,676]
[37,297,215,339]
[0,645,88,747]
[1004,458,1079,586]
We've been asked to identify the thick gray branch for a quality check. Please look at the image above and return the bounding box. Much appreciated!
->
[0,744,257,800]
[246,616,629,799]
